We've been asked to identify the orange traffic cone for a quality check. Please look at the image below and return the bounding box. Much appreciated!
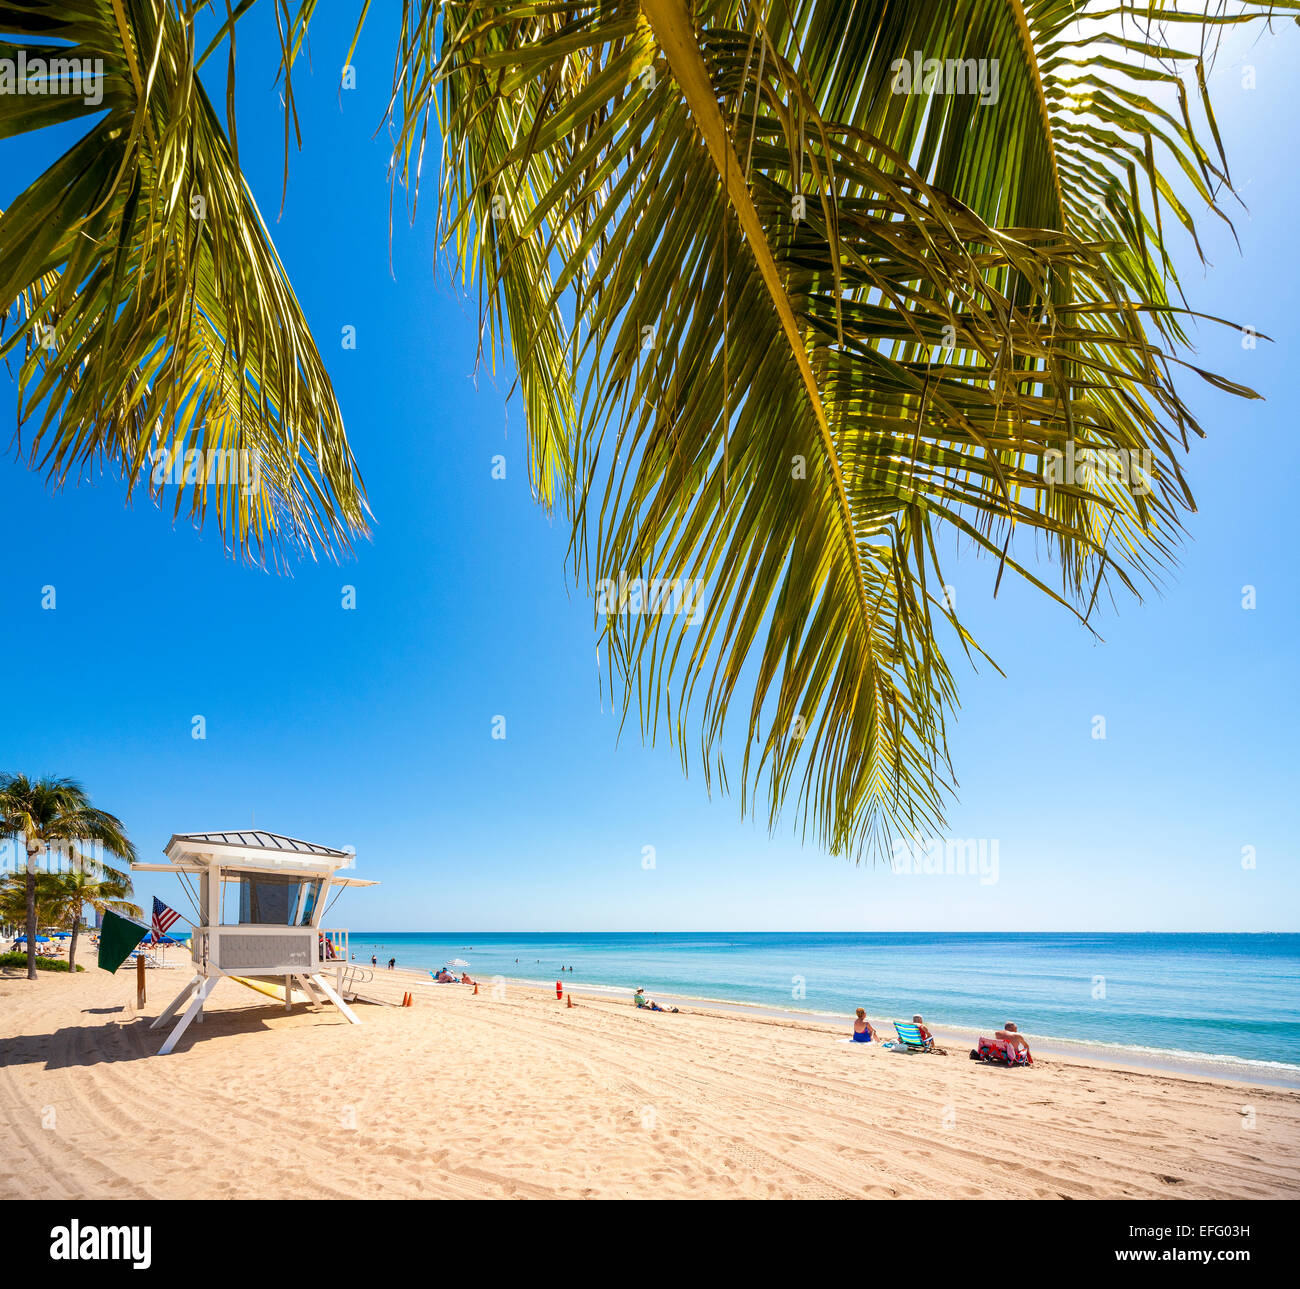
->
[566,993,573,1009]
[473,983,479,995]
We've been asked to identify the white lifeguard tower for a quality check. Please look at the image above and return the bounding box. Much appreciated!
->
[132,830,377,1055]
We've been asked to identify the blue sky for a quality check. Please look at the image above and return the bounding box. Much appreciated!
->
[1,9,1296,931]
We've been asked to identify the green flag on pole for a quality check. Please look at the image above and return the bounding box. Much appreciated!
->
[98,909,149,973]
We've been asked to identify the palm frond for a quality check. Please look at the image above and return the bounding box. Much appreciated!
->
[0,0,369,565]
[365,0,1288,857]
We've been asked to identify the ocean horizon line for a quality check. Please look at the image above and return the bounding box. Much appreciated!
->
[348,928,1300,936]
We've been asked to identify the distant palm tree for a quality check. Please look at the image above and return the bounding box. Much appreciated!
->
[2,2,1296,856]
[48,852,142,972]
[0,775,137,980]
[0,870,63,940]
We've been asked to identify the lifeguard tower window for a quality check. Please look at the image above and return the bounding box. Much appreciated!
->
[236,874,323,926]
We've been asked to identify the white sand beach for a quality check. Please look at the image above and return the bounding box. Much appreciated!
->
[3,953,1298,1200]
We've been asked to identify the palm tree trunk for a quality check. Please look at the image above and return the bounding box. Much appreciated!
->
[68,915,80,972]
[24,843,38,980]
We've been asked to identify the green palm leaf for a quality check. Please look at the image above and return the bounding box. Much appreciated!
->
[0,0,368,564]
[369,0,1288,856]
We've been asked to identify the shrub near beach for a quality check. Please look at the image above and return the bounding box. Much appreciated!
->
[0,952,83,973]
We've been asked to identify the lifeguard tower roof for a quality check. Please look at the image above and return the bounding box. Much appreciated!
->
[163,829,356,871]
[134,830,374,885]
[171,830,351,858]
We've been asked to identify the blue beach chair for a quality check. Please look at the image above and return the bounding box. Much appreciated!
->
[892,1021,935,1053]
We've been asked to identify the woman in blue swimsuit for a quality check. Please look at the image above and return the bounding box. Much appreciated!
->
[851,1008,880,1043]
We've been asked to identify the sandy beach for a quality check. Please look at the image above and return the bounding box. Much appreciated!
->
[2,952,1298,1201]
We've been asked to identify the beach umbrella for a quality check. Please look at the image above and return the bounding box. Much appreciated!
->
[447,958,470,967]
[14,935,51,943]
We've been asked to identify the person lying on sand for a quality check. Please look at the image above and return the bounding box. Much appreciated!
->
[634,988,678,1013]
[459,972,474,985]
[851,1008,881,1043]
[996,1021,1033,1063]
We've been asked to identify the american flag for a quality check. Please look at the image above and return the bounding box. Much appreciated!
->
[152,896,180,943]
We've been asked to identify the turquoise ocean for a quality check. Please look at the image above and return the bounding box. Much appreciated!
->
[346,931,1300,1085]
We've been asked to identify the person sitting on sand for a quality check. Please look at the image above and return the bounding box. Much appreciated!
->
[851,1008,880,1043]
[435,969,455,982]
[996,1021,1033,1064]
[459,972,474,985]
[634,987,678,1013]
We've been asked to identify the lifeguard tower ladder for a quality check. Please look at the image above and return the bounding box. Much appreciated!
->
[132,831,377,1055]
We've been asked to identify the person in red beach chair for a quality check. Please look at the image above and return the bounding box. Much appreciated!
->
[973,1021,1033,1066]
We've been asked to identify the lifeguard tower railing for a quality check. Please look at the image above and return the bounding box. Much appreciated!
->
[320,928,349,964]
